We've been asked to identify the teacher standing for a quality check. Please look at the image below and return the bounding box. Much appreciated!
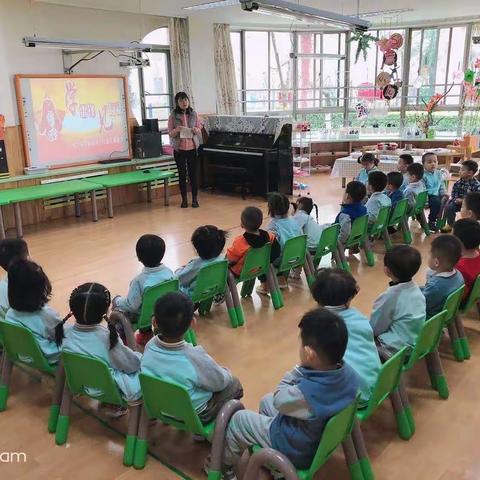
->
[168,92,202,208]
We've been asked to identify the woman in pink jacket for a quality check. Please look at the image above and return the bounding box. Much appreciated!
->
[168,92,202,208]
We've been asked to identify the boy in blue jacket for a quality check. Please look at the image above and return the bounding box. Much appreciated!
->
[422,152,448,231]
[224,308,359,473]
[336,181,367,244]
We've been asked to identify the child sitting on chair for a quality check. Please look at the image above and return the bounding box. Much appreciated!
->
[62,283,142,414]
[226,206,280,296]
[356,153,379,185]
[370,245,426,356]
[336,181,367,245]
[366,171,391,224]
[422,235,464,318]
[176,225,227,298]
[312,268,381,405]
[223,308,359,475]
[0,238,29,319]
[461,192,480,222]
[398,154,414,192]
[111,234,174,346]
[386,172,405,208]
[422,152,449,231]
[404,163,426,209]
[444,161,480,232]
[292,196,327,254]
[453,219,480,300]
[5,259,63,364]
[141,292,243,424]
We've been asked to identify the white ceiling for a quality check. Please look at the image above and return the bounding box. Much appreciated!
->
[37,0,480,28]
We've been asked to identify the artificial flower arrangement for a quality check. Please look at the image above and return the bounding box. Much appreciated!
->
[415,87,454,138]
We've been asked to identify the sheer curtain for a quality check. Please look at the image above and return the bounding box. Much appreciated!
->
[214,24,238,115]
[169,17,194,104]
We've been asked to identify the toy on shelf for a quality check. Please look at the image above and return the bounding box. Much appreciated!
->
[292,121,312,176]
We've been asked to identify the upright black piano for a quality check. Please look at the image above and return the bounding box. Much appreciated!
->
[200,116,293,197]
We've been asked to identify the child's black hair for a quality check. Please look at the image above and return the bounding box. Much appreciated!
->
[8,260,51,313]
[407,163,424,180]
[357,152,379,166]
[384,245,422,282]
[0,238,29,271]
[154,291,194,338]
[174,91,193,114]
[311,268,358,307]
[192,225,227,260]
[461,160,479,175]
[464,192,480,220]
[345,181,367,203]
[399,153,414,166]
[241,206,263,232]
[368,171,388,192]
[268,192,291,217]
[453,218,480,250]
[65,283,114,348]
[298,307,348,365]
[422,152,437,164]
[294,196,319,222]
[136,234,166,268]
[431,234,462,269]
[387,171,404,190]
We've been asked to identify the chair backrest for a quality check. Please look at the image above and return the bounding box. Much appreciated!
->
[404,310,447,370]
[191,260,228,304]
[137,279,179,330]
[461,275,480,313]
[443,285,465,324]
[388,198,408,227]
[360,347,408,419]
[345,215,368,248]
[62,351,125,405]
[369,206,391,238]
[308,397,359,476]
[277,235,308,274]
[238,243,272,283]
[412,191,428,215]
[139,373,206,435]
[0,320,55,374]
[313,224,340,262]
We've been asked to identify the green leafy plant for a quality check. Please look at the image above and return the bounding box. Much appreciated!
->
[349,30,379,63]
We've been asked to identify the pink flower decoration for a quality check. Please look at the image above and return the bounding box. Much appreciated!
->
[377,38,389,52]
[475,58,480,69]
[388,33,404,50]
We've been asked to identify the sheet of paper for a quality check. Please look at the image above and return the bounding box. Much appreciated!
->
[179,127,194,139]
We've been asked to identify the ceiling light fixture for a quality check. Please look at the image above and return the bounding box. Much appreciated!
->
[183,0,239,10]
[23,37,153,52]
[356,8,413,18]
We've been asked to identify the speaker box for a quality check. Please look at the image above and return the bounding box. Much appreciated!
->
[144,118,159,133]
[134,133,162,159]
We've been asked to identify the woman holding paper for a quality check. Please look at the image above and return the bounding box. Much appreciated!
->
[168,92,202,208]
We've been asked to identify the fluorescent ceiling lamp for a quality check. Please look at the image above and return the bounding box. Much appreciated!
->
[184,0,239,10]
[240,0,369,31]
[357,8,413,18]
[23,37,154,52]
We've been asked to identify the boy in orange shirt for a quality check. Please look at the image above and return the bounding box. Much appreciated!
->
[227,206,281,294]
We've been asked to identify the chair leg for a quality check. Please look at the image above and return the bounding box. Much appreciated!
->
[242,448,299,480]
[185,328,198,346]
[401,218,413,244]
[447,321,464,362]
[267,266,284,309]
[398,378,415,436]
[332,249,342,268]
[383,228,393,251]
[305,253,316,286]
[224,286,239,328]
[48,362,65,433]
[199,298,214,316]
[240,279,255,298]
[454,314,471,360]
[361,238,375,267]
[351,419,374,480]
[124,403,141,467]
[133,405,150,469]
[417,213,430,236]
[389,388,412,440]
[426,350,449,399]
[0,356,13,412]
[55,387,73,445]
[343,430,365,480]
[228,273,244,327]
[337,241,350,271]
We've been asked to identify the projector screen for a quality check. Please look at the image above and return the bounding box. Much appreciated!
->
[15,75,131,168]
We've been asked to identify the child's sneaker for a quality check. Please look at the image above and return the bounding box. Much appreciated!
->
[277,276,288,289]
[203,455,237,480]
[213,293,225,304]
[428,222,439,232]
[289,267,302,280]
[100,403,128,418]
[440,224,452,233]
[255,283,270,296]
[135,329,154,346]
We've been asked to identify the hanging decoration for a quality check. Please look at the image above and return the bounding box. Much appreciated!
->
[461,58,480,134]
[355,101,369,120]
[374,32,404,102]
[349,30,379,63]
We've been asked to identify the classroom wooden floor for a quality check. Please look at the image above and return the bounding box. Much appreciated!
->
[2,173,480,480]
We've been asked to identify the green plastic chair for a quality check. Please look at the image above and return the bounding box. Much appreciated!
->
[245,398,365,480]
[191,260,238,328]
[341,215,375,270]
[368,205,391,240]
[385,198,412,248]
[311,223,343,270]
[460,275,480,316]
[409,191,430,236]
[403,310,449,399]
[133,373,244,479]
[0,320,64,433]
[442,285,467,361]
[55,351,141,467]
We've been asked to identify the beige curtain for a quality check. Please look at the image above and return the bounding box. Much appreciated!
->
[213,24,238,115]
[169,17,194,104]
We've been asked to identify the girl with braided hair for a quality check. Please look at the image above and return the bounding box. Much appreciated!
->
[61,283,142,409]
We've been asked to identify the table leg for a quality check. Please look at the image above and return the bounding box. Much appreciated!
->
[106,188,114,218]
[13,203,23,238]
[90,191,98,222]
[342,177,346,188]
[164,178,170,206]
[0,207,5,240]
[146,182,152,203]
[74,193,81,218]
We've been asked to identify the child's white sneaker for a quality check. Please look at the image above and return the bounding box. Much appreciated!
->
[255,283,270,296]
